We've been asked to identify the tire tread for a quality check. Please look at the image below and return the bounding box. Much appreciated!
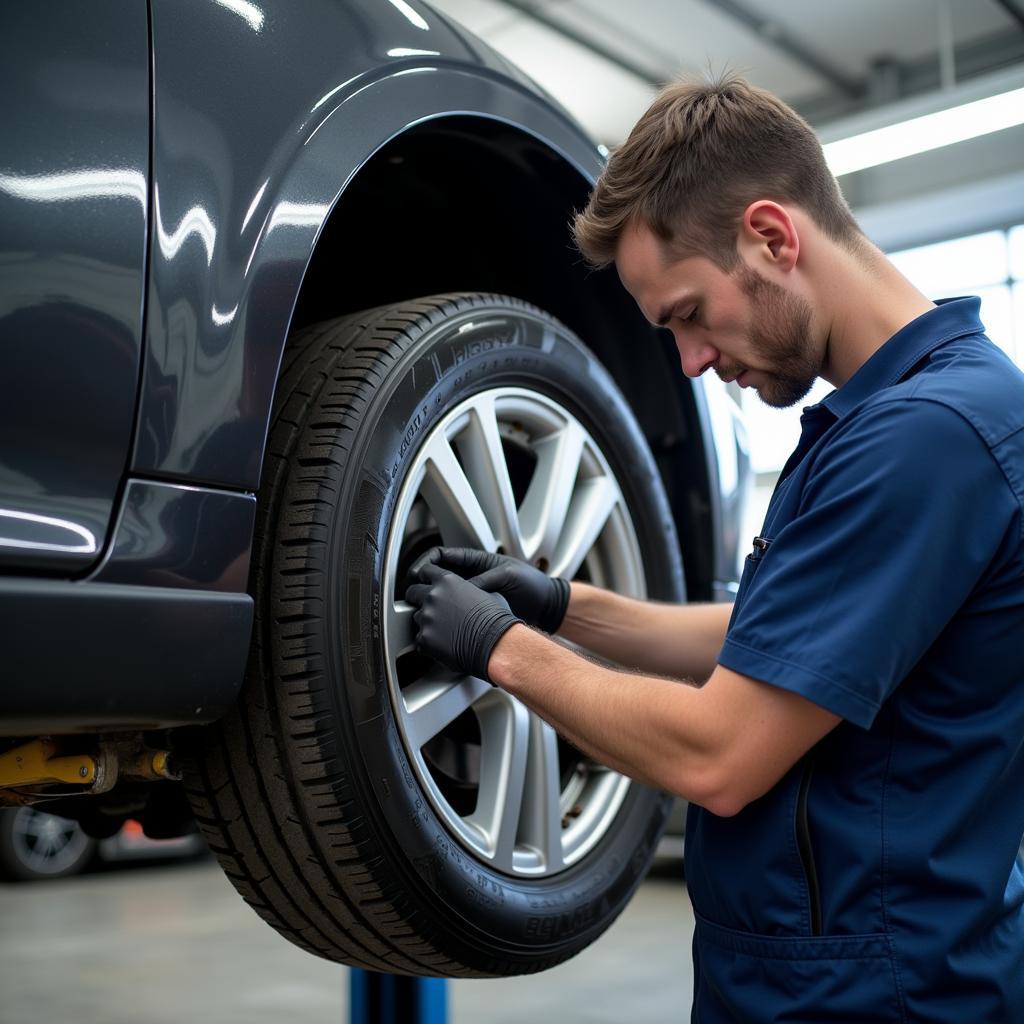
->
[183,294,568,976]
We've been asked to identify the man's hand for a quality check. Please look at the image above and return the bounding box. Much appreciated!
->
[405,564,522,682]
[412,547,570,634]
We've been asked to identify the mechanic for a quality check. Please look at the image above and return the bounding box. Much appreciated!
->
[404,75,1024,1022]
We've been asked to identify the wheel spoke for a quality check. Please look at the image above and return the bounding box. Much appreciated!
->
[550,475,621,579]
[419,434,498,552]
[402,674,491,750]
[389,600,417,658]
[519,419,585,563]
[18,812,50,838]
[518,718,565,872]
[386,386,641,878]
[27,841,52,871]
[467,690,530,870]
[456,396,525,559]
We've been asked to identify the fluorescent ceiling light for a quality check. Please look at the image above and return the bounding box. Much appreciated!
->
[823,86,1024,177]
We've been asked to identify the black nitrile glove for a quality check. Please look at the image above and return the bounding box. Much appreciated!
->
[404,564,522,682]
[411,547,570,635]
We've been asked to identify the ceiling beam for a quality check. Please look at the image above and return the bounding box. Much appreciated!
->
[991,0,1024,32]
[796,29,1024,125]
[494,0,667,88]
[700,0,861,99]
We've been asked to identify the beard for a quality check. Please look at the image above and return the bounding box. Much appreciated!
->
[728,263,820,409]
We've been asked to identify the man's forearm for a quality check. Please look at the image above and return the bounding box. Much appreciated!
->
[489,623,724,802]
[557,582,732,683]
[487,622,840,817]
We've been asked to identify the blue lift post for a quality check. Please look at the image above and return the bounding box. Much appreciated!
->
[349,969,449,1024]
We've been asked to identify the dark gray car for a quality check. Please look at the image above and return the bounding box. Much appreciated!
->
[0,0,748,976]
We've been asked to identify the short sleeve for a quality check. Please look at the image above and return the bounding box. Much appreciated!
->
[718,398,1015,728]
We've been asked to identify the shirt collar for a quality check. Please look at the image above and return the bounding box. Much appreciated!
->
[820,296,985,420]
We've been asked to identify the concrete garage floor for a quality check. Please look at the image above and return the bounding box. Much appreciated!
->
[0,851,694,1024]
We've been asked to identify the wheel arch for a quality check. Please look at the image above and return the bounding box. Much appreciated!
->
[290,115,719,599]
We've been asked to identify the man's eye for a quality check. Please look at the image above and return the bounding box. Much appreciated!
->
[683,307,699,324]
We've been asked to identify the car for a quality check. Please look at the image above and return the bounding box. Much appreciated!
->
[0,0,748,977]
[0,807,206,882]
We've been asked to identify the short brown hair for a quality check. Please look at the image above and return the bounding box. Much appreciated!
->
[573,74,862,271]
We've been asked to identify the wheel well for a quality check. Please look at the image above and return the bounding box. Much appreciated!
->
[291,116,715,598]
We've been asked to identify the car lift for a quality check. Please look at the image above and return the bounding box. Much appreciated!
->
[349,970,448,1024]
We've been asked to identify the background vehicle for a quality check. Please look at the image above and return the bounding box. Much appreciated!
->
[0,808,206,882]
[0,0,748,976]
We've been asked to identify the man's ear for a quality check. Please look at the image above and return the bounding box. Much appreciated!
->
[738,201,799,273]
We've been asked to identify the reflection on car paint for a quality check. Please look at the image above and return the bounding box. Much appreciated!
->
[0,510,98,554]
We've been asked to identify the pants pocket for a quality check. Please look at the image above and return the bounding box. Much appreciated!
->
[693,913,905,1024]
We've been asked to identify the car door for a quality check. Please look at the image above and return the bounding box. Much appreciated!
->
[0,3,149,572]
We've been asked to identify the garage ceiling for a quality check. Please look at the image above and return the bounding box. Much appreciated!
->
[429,0,1024,142]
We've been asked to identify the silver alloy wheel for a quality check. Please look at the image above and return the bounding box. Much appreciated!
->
[10,808,93,876]
[384,387,647,878]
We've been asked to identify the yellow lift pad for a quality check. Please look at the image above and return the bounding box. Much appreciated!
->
[0,739,96,789]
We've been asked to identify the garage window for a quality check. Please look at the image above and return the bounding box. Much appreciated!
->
[745,224,1024,474]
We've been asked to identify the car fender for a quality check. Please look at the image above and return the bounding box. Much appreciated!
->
[134,0,606,491]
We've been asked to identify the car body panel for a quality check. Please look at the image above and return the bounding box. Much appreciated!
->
[699,376,753,597]
[0,3,149,573]
[0,576,251,735]
[88,480,255,592]
[135,0,604,491]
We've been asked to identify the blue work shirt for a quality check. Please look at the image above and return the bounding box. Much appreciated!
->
[686,297,1024,1023]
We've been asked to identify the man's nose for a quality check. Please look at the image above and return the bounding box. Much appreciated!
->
[674,333,718,378]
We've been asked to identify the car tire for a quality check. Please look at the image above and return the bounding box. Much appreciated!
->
[182,293,685,976]
[0,807,98,881]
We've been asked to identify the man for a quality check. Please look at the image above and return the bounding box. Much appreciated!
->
[405,76,1024,1022]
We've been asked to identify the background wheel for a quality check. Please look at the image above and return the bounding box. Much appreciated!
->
[183,293,685,976]
[0,807,97,881]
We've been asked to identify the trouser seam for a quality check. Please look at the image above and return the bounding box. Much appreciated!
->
[880,704,908,1024]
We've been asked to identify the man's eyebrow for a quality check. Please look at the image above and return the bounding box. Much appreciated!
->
[654,295,695,327]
